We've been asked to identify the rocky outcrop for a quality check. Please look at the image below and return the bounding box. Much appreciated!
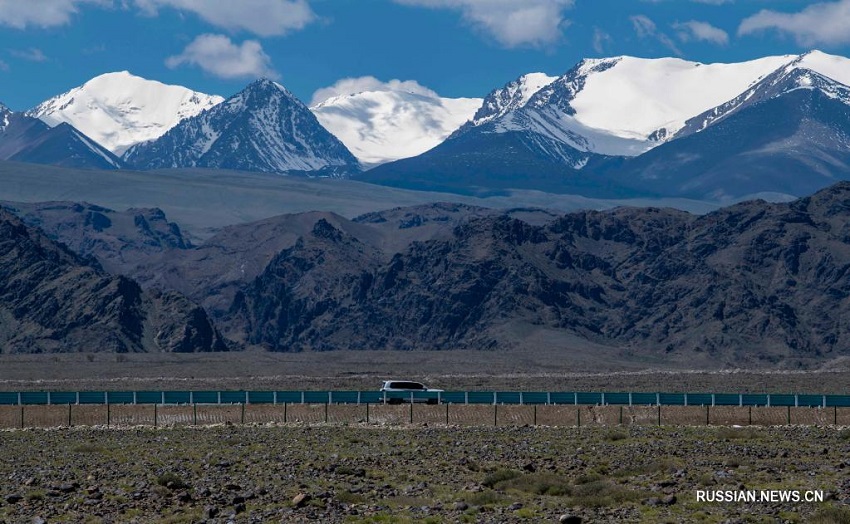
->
[0,207,225,353]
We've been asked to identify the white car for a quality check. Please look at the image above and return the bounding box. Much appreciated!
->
[380,380,443,404]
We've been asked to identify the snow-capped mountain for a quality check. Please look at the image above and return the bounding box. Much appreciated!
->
[27,71,223,155]
[123,79,360,176]
[311,90,481,166]
[0,104,123,169]
[362,50,850,199]
[612,68,850,200]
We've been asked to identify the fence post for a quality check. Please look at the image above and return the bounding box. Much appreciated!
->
[365,402,368,424]
[445,402,449,426]
[520,392,524,405]
[154,403,157,427]
[656,392,660,406]
[17,392,21,406]
[274,391,278,405]
[217,391,221,405]
[324,402,328,423]
[706,405,709,425]
[20,405,24,429]
[547,392,551,405]
[835,406,838,425]
[106,403,110,427]
[409,402,413,424]
[47,392,51,406]
[534,405,537,426]
[574,392,578,405]
[465,392,469,405]
[241,402,245,424]
[68,403,72,427]
[657,404,661,426]
[601,392,606,406]
[302,391,306,405]
[284,402,288,423]
[619,406,623,425]
[193,403,197,426]
[161,391,165,405]
[493,404,497,427]
[748,406,752,426]
[576,407,581,428]
[786,405,791,425]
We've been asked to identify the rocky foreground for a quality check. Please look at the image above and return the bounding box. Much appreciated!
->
[0,424,849,523]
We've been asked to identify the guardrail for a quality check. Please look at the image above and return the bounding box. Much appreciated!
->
[1,391,849,407]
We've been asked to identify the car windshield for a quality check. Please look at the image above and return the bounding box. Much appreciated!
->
[389,382,426,390]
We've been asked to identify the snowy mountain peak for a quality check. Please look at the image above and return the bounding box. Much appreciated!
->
[123,79,360,176]
[311,87,482,166]
[451,72,556,138]
[27,71,224,155]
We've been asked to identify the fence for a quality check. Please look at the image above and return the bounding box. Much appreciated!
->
[0,390,849,407]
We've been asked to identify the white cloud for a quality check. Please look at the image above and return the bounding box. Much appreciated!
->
[0,60,9,72]
[165,34,278,80]
[0,0,108,29]
[673,20,729,45]
[592,28,613,55]
[310,77,439,107]
[393,0,574,48]
[630,14,656,39]
[134,0,315,36]
[9,48,49,62]
[738,0,850,47]
[630,14,682,56]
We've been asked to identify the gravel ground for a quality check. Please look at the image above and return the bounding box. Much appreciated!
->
[1,424,849,523]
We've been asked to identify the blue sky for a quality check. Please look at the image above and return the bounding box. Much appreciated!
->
[1,0,849,110]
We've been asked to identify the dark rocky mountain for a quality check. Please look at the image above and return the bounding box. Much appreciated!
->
[123,79,360,176]
[226,183,850,367]
[2,201,191,276]
[0,104,123,169]
[0,207,225,353]
[11,184,850,367]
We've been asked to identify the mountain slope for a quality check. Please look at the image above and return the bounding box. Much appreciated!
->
[123,79,360,176]
[311,90,481,165]
[611,71,850,200]
[28,71,223,155]
[0,206,225,353]
[0,105,123,169]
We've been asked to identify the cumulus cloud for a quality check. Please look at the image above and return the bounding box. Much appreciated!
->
[9,48,48,62]
[165,34,278,79]
[0,0,108,29]
[393,0,574,48]
[592,28,613,54]
[673,20,729,45]
[630,14,682,56]
[310,77,439,106]
[738,0,850,47]
[134,0,316,36]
